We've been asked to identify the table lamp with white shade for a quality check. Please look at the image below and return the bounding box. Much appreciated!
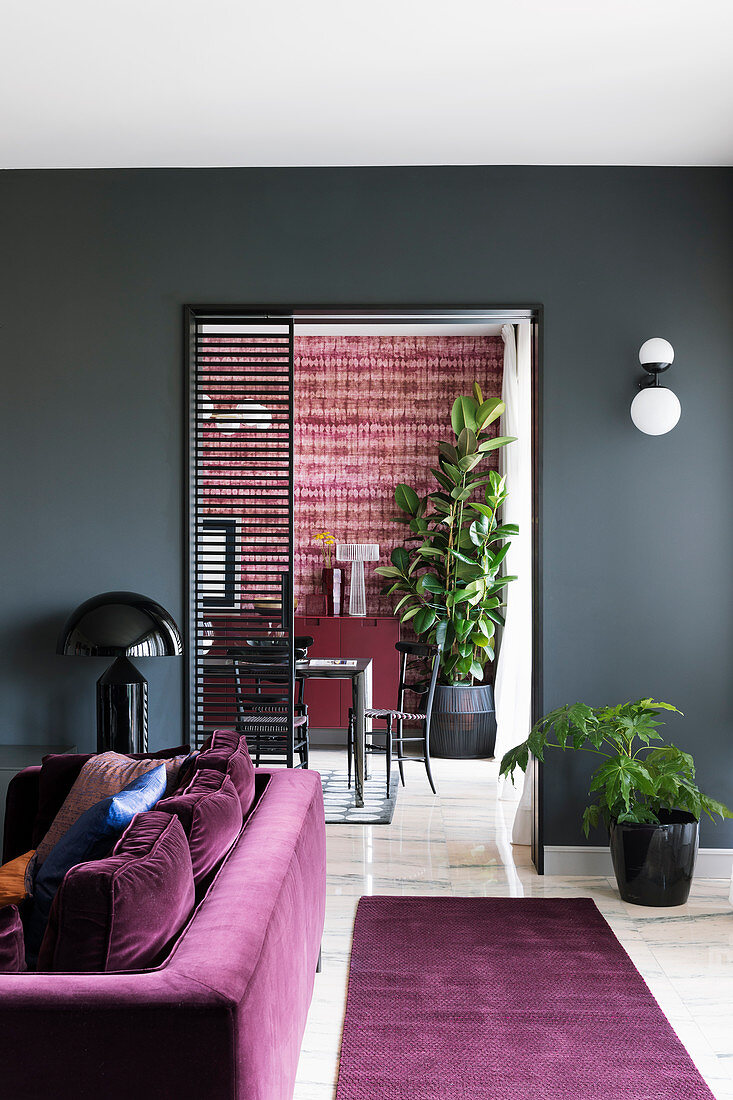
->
[336,543,380,616]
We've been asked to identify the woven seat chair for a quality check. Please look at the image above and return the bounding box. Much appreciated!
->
[348,641,440,795]
[230,640,311,768]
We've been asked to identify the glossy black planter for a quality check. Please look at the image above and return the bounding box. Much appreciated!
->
[610,810,699,907]
[429,684,496,758]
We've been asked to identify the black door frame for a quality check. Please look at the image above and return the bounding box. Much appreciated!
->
[184,309,296,758]
[184,303,544,871]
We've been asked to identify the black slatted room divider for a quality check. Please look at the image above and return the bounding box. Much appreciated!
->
[186,311,298,763]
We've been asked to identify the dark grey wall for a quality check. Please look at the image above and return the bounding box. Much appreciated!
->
[1,167,731,846]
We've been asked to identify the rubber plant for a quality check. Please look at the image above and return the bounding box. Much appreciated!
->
[499,698,732,834]
[375,384,517,685]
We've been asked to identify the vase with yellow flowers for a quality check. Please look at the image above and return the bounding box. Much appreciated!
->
[314,531,340,615]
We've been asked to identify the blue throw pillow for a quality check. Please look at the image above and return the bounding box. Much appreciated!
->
[24,763,167,967]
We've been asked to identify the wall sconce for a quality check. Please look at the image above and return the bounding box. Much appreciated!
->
[630,338,681,435]
[201,396,272,434]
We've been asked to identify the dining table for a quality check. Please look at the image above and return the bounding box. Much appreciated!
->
[201,652,373,807]
[296,657,373,807]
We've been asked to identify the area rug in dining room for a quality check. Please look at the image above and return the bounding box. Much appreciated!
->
[320,768,398,825]
[335,896,715,1099]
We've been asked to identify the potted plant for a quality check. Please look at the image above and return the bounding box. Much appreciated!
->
[375,384,517,758]
[500,698,732,906]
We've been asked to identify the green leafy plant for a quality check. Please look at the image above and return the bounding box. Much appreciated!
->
[375,383,517,685]
[500,698,732,836]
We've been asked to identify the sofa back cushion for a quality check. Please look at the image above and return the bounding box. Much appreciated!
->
[156,769,241,885]
[37,811,195,973]
[0,905,25,972]
[195,730,255,815]
[24,765,168,967]
[31,745,190,849]
[35,752,186,867]
[173,750,199,794]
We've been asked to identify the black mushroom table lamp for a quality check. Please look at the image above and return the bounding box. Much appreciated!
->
[57,591,183,754]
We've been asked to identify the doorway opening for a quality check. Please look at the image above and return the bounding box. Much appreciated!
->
[186,306,543,870]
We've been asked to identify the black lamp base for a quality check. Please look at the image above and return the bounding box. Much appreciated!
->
[96,655,148,754]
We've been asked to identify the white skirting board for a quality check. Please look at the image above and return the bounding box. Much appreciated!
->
[544,845,733,879]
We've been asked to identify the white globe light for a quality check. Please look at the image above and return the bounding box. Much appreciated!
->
[216,410,240,435]
[238,402,272,430]
[217,402,272,435]
[630,387,681,435]
[639,338,674,366]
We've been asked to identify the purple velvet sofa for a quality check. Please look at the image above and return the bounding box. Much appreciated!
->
[0,764,326,1100]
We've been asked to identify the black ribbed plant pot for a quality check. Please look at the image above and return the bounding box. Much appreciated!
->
[429,684,496,759]
[610,810,699,907]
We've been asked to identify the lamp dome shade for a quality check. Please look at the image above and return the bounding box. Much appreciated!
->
[639,338,674,367]
[630,387,681,435]
[57,592,183,657]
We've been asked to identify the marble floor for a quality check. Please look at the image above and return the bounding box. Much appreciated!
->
[294,748,733,1100]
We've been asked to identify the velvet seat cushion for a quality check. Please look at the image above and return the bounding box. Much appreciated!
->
[156,769,241,885]
[31,745,190,849]
[195,729,255,815]
[0,906,25,972]
[24,765,168,968]
[37,811,195,973]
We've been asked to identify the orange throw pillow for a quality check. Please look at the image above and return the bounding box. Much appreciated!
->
[0,850,35,907]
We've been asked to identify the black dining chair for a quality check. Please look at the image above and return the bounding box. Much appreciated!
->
[230,642,310,768]
[347,641,440,795]
[293,635,314,706]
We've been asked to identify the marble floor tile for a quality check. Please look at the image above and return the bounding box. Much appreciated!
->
[294,748,733,1099]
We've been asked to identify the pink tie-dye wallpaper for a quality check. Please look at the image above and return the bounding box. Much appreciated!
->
[294,335,503,616]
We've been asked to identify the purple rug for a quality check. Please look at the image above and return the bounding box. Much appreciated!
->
[336,897,715,1099]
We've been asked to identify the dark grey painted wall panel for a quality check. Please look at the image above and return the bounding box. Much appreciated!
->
[1,166,731,846]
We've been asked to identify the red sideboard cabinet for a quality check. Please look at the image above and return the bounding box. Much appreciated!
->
[295,616,400,730]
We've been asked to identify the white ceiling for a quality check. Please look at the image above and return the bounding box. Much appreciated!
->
[2,0,732,169]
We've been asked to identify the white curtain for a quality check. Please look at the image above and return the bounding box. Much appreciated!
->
[494,322,533,845]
